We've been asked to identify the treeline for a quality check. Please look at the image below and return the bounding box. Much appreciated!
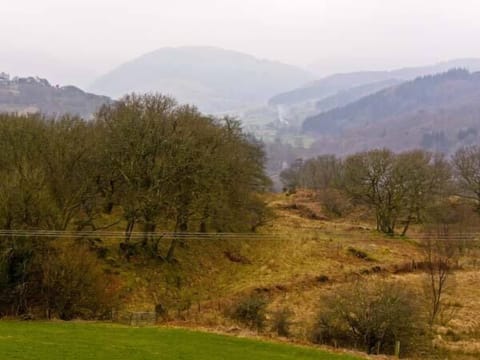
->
[281,147,480,235]
[0,94,270,318]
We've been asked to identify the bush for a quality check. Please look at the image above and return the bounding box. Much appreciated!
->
[347,246,374,261]
[231,294,268,331]
[310,280,425,356]
[0,239,38,316]
[39,244,119,320]
[0,240,120,320]
[318,189,351,217]
[270,307,293,337]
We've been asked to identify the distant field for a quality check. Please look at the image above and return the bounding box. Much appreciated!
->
[0,321,363,360]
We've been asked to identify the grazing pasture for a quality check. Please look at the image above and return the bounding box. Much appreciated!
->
[0,321,363,360]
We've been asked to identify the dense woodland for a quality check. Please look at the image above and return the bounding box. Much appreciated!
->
[300,70,480,157]
[303,69,480,135]
[0,94,270,318]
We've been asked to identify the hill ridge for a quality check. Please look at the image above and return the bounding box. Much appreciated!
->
[0,73,110,118]
[89,46,313,113]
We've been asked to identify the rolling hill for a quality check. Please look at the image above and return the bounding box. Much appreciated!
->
[269,58,480,106]
[303,69,480,154]
[89,46,314,113]
[0,73,110,118]
[313,78,401,114]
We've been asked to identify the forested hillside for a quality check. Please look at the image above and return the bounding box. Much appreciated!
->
[0,73,110,118]
[270,58,480,106]
[313,79,401,114]
[303,70,480,154]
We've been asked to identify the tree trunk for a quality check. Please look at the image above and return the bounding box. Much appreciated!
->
[166,217,188,262]
[142,221,160,257]
[124,219,135,243]
[401,216,412,236]
[199,206,209,233]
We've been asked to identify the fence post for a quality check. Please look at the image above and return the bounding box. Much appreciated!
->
[394,340,401,358]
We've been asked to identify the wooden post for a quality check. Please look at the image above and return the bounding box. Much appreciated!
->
[394,340,401,358]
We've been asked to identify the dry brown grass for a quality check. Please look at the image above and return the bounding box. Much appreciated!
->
[107,191,480,359]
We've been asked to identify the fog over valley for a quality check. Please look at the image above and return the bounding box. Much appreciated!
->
[3,0,480,85]
[2,4,480,359]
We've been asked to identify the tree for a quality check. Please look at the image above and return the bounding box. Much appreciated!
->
[38,117,99,230]
[343,149,451,235]
[96,94,178,253]
[96,94,270,260]
[280,158,303,191]
[0,97,271,315]
[0,114,107,316]
[0,114,100,232]
[0,114,50,230]
[421,229,458,326]
[298,155,343,190]
[453,145,480,213]
[344,149,401,234]
[394,151,451,236]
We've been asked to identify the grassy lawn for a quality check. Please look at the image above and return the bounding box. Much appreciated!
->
[0,321,362,360]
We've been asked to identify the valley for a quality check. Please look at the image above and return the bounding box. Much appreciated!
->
[2,45,480,360]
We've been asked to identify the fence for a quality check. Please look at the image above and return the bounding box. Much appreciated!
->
[112,310,157,326]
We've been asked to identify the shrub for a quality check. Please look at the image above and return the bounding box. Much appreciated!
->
[231,294,268,331]
[0,240,120,320]
[310,280,425,356]
[318,189,351,217]
[0,239,38,316]
[39,244,119,320]
[347,246,373,261]
[270,307,293,337]
[315,275,329,283]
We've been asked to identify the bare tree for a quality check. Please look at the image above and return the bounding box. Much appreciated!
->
[395,151,452,236]
[421,228,458,326]
[343,149,401,234]
[343,149,451,236]
[453,145,480,213]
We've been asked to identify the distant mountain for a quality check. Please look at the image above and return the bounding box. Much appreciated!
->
[314,79,401,114]
[303,69,480,154]
[269,58,480,106]
[89,46,314,113]
[0,73,110,118]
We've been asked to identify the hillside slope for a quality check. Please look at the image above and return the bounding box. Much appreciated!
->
[269,58,480,106]
[107,190,480,359]
[89,46,313,113]
[313,79,401,114]
[303,69,480,154]
[0,74,110,118]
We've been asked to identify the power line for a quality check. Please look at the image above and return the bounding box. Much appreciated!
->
[0,229,478,242]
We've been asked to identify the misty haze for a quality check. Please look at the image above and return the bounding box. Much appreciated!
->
[1,1,480,359]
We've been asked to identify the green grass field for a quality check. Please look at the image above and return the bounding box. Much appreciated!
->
[0,321,362,360]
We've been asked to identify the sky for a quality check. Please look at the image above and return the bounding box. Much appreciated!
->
[1,0,480,87]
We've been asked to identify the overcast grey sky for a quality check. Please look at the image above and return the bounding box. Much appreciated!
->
[2,0,480,87]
